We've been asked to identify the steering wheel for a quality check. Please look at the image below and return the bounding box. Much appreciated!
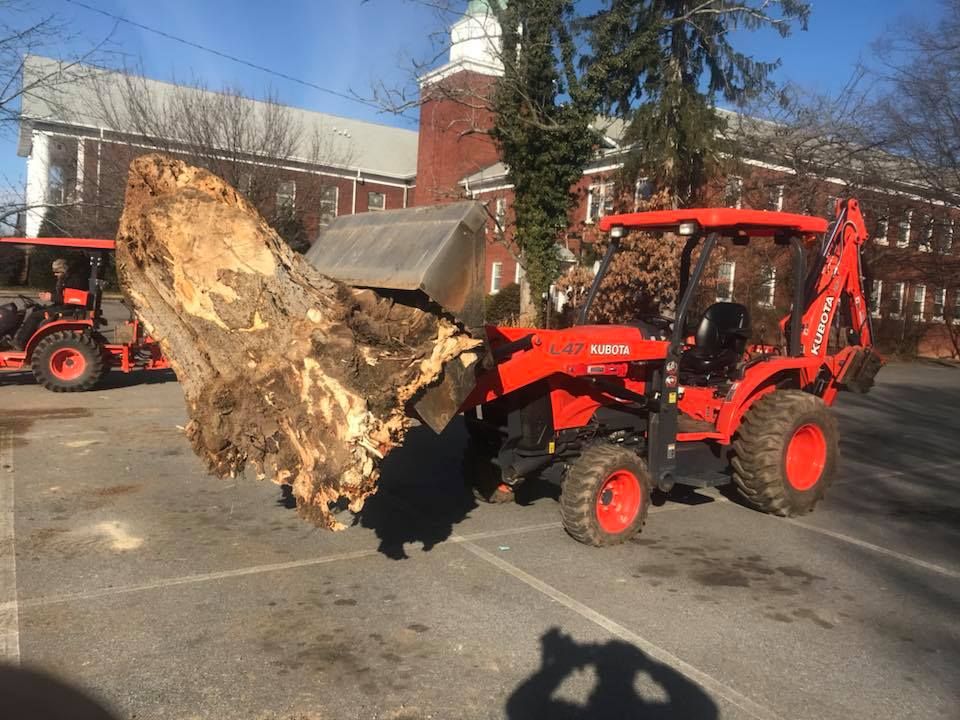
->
[17,294,41,310]
[640,314,674,332]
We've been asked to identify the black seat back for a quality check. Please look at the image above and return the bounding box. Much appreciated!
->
[694,302,751,356]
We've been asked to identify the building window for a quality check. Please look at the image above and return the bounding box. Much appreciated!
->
[490,262,503,294]
[495,197,507,237]
[586,182,613,223]
[919,217,933,252]
[634,178,654,207]
[238,173,253,196]
[514,262,523,285]
[826,195,839,219]
[890,281,905,317]
[874,215,888,245]
[723,177,743,209]
[897,210,912,248]
[767,185,784,211]
[47,164,67,204]
[933,287,946,322]
[870,279,882,318]
[942,220,954,253]
[758,266,776,307]
[276,180,296,210]
[954,290,960,324]
[912,284,926,321]
[367,191,386,211]
[319,185,338,226]
[717,261,736,302]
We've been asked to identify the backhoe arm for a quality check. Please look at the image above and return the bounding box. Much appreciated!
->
[798,198,873,358]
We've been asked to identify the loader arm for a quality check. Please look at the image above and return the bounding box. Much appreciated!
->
[794,198,874,358]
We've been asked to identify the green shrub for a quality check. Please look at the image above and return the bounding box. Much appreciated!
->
[485,282,521,324]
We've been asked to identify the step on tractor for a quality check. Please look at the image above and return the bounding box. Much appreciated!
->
[0,237,168,392]
[312,198,884,546]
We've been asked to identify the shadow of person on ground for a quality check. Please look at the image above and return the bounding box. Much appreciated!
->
[506,628,718,720]
[0,663,120,720]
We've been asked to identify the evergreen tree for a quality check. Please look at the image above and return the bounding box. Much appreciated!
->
[583,0,811,206]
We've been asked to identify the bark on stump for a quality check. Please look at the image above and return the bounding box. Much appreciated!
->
[116,155,481,529]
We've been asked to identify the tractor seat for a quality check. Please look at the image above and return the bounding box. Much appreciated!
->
[680,302,751,384]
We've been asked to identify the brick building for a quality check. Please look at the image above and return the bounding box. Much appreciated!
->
[15,1,960,356]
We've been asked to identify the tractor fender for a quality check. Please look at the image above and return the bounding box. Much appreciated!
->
[716,360,821,439]
[23,320,97,361]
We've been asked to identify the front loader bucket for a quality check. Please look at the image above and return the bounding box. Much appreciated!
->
[305,201,488,433]
[305,201,487,332]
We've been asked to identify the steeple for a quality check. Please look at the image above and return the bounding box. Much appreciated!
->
[447,0,503,75]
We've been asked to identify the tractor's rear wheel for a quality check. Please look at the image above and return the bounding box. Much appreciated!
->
[731,390,838,516]
[560,443,651,546]
[462,436,514,504]
[31,331,105,392]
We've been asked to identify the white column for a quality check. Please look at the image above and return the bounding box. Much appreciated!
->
[75,138,85,201]
[24,130,50,237]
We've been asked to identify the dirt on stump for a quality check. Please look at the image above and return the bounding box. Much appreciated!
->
[115,154,482,529]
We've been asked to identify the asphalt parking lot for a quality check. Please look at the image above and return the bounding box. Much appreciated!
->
[1,361,958,719]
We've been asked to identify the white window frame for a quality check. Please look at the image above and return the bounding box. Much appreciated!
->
[276,180,296,210]
[490,261,503,294]
[897,210,912,248]
[758,266,776,307]
[932,287,946,322]
[318,185,338,226]
[634,177,653,208]
[586,182,613,224]
[944,220,954,253]
[768,185,785,211]
[874,216,888,246]
[367,190,386,212]
[826,196,839,219]
[890,281,905,318]
[495,197,507,237]
[716,261,736,302]
[912,284,927,321]
[870,279,882,319]
[919,217,933,253]
[723,176,743,209]
[954,290,960,325]
[514,262,523,285]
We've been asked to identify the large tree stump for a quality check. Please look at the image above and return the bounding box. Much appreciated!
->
[116,155,481,529]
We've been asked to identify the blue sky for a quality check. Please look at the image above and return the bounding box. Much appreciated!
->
[1,0,938,195]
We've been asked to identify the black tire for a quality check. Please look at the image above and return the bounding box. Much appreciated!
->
[731,390,838,516]
[462,437,514,504]
[31,331,105,392]
[560,443,651,546]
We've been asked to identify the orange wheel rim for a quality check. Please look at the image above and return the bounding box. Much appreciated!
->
[595,469,642,533]
[785,423,827,491]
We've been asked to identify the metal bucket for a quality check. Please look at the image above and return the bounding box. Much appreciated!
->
[304,201,489,432]
[305,201,487,332]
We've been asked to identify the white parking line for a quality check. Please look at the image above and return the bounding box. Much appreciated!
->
[457,537,782,720]
[1,519,568,612]
[0,426,20,664]
[783,520,960,580]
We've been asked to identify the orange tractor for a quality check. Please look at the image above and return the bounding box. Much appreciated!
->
[0,237,168,392]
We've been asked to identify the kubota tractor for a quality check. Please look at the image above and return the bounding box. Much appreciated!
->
[0,237,168,392]
[309,198,882,546]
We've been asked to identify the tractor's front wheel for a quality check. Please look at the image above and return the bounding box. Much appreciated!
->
[31,331,105,392]
[731,390,838,516]
[560,443,651,546]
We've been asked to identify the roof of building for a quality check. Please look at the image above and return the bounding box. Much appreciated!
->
[18,55,419,179]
